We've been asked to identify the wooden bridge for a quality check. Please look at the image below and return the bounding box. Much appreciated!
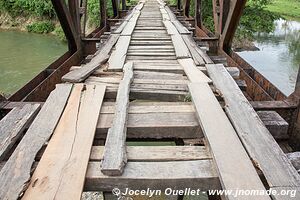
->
[1,0,300,199]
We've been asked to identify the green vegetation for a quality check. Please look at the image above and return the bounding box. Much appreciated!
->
[0,0,55,18]
[266,0,300,21]
[0,0,138,40]
[26,21,55,33]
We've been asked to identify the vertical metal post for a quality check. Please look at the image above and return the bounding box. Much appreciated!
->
[100,0,107,28]
[195,0,202,28]
[219,0,246,53]
[184,0,191,17]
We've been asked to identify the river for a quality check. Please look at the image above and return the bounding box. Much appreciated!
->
[0,29,67,96]
[237,19,300,96]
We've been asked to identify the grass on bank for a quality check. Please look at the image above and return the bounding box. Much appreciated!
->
[266,0,300,21]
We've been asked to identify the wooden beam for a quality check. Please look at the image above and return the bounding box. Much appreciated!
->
[0,104,40,161]
[0,84,72,200]
[219,0,246,52]
[189,83,270,200]
[91,146,210,161]
[96,112,202,139]
[178,58,212,83]
[107,36,131,71]
[86,160,220,191]
[51,0,80,52]
[206,64,300,188]
[101,62,133,176]
[62,34,119,82]
[23,84,106,200]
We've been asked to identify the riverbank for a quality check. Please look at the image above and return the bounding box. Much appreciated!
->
[266,0,300,22]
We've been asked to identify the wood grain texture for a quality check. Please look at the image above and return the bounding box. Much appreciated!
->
[181,35,205,66]
[23,84,106,200]
[0,84,72,200]
[189,83,270,200]
[101,62,133,175]
[171,34,191,58]
[62,34,119,82]
[206,63,300,188]
[182,35,213,64]
[108,36,131,71]
[91,146,211,161]
[178,58,212,83]
[0,104,40,161]
[86,160,220,191]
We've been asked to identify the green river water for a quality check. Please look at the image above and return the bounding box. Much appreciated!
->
[0,29,67,96]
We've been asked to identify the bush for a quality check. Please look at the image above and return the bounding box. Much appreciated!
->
[0,0,55,18]
[26,21,55,33]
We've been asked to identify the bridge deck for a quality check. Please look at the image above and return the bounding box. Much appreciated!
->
[0,0,299,199]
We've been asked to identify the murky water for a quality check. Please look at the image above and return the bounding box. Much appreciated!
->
[0,29,67,96]
[237,19,300,96]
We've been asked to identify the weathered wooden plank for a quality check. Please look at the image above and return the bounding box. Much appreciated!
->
[164,6,177,21]
[257,111,289,140]
[108,36,131,71]
[0,104,40,161]
[23,84,106,200]
[96,112,202,139]
[121,13,140,36]
[206,64,300,188]
[0,84,72,200]
[181,35,205,66]
[171,34,191,58]
[163,20,179,35]
[91,146,210,161]
[172,20,190,34]
[62,34,119,82]
[178,58,212,83]
[189,83,270,200]
[102,62,133,176]
[86,160,220,191]
[182,35,213,64]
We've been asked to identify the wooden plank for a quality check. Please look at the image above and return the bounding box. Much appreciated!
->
[257,111,289,140]
[86,160,220,191]
[62,34,119,82]
[171,34,191,58]
[163,20,179,35]
[121,13,140,36]
[270,187,300,200]
[90,146,210,161]
[165,6,177,21]
[206,64,300,188]
[178,58,212,83]
[96,112,202,139]
[181,35,205,66]
[101,62,133,176]
[0,84,72,200]
[23,84,106,200]
[182,35,213,64]
[189,83,270,200]
[108,36,131,71]
[172,20,190,34]
[0,104,40,161]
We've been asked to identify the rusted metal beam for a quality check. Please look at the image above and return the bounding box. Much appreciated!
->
[121,0,126,10]
[100,0,107,28]
[51,0,80,52]
[194,0,202,28]
[68,0,81,34]
[112,0,118,17]
[177,0,181,10]
[184,0,191,17]
[219,0,246,53]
